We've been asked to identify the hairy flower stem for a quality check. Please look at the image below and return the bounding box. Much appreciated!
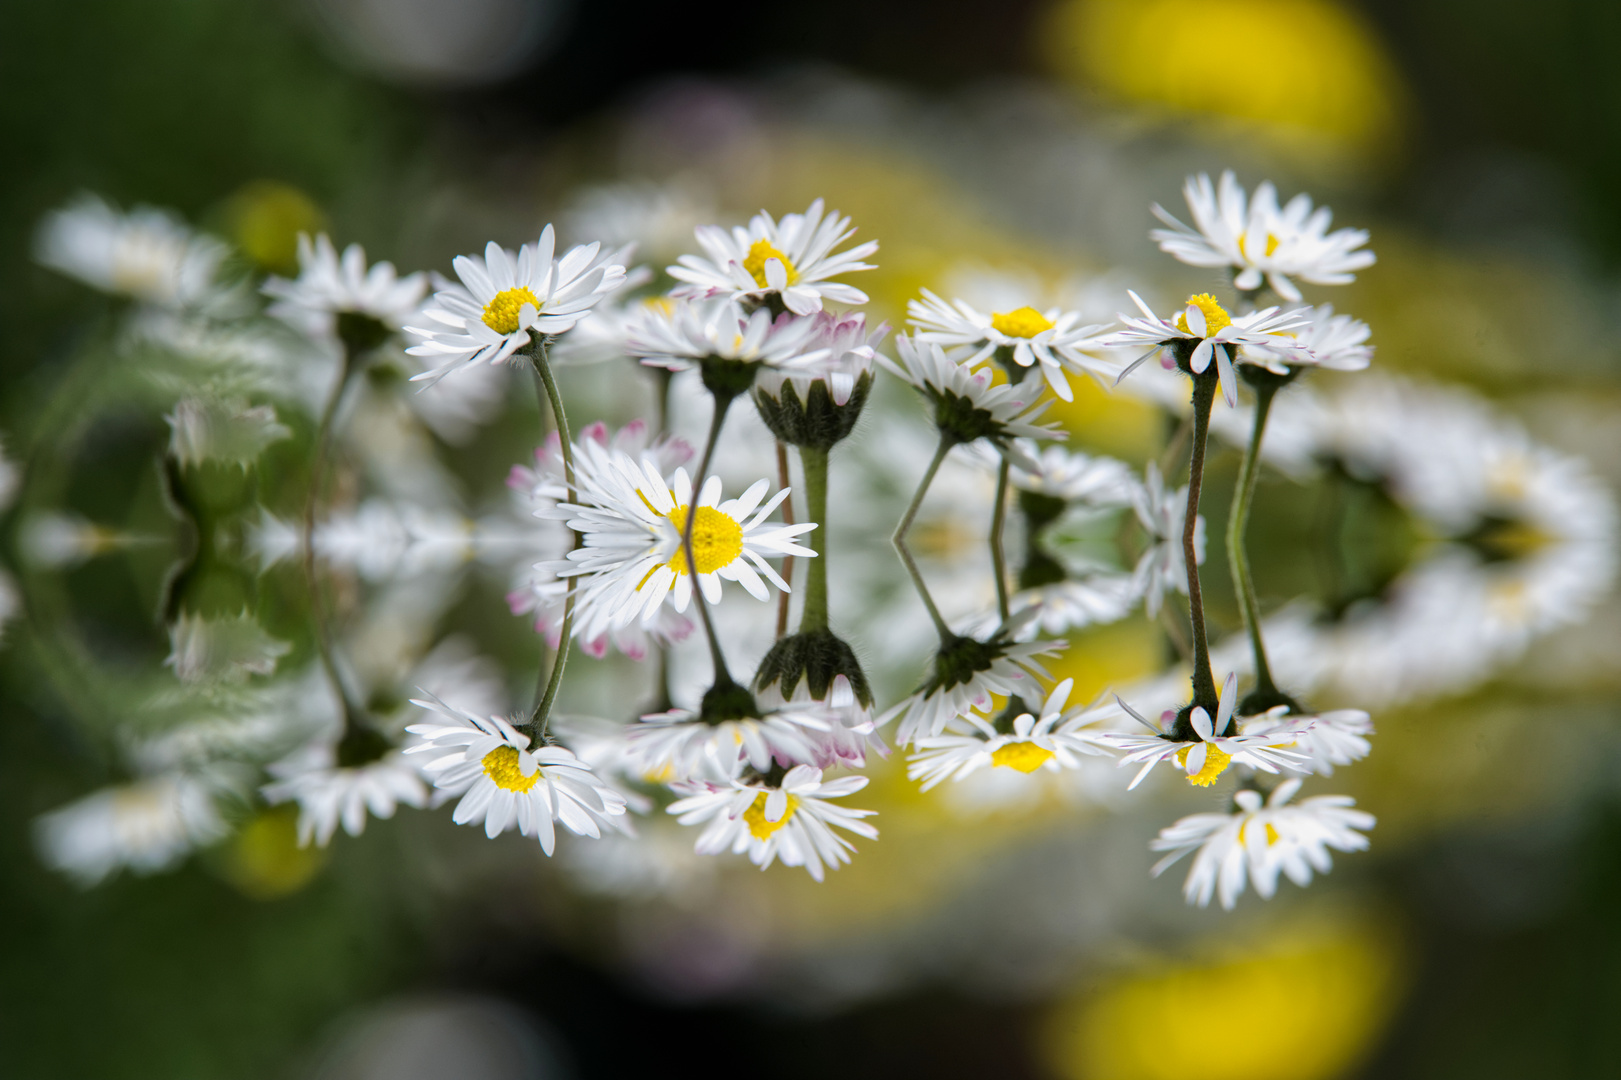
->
[798,445,830,634]
[990,454,1011,625]
[529,341,575,736]
[774,440,794,639]
[1227,381,1281,697]
[1184,371,1220,714]
[893,435,957,643]
[686,390,738,687]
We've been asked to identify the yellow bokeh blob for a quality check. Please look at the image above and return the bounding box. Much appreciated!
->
[222,180,325,275]
[1042,0,1408,155]
[218,805,326,900]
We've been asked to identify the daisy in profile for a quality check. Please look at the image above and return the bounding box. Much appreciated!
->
[553,442,816,639]
[1240,706,1374,776]
[35,194,227,308]
[879,335,1063,460]
[907,679,1119,791]
[625,705,835,781]
[668,198,878,316]
[1131,463,1203,617]
[668,764,877,881]
[405,696,629,854]
[1104,674,1306,789]
[261,736,427,847]
[34,772,229,886]
[1150,778,1375,909]
[752,309,885,422]
[1150,171,1375,302]
[1241,304,1373,377]
[624,296,828,378]
[879,625,1062,747]
[1104,291,1312,408]
[907,289,1113,402]
[262,233,427,344]
[405,226,627,386]
[1008,441,1142,511]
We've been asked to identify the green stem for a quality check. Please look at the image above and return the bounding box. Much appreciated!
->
[529,340,575,735]
[1185,372,1219,711]
[990,454,1011,625]
[1227,382,1280,698]
[685,390,737,686]
[893,435,956,643]
[798,445,830,633]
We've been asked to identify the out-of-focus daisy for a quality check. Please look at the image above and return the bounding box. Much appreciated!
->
[1132,463,1203,617]
[1150,171,1375,302]
[405,227,626,386]
[907,289,1113,402]
[907,679,1119,790]
[1009,442,1142,510]
[34,773,229,886]
[879,627,1061,747]
[405,696,628,854]
[35,194,227,308]
[1104,291,1311,407]
[668,198,878,316]
[1242,304,1372,376]
[1104,674,1305,789]
[625,296,828,377]
[262,233,427,343]
[261,737,427,847]
[668,764,877,881]
[977,576,1140,641]
[878,336,1063,460]
[1150,778,1375,909]
[564,180,717,266]
[165,397,292,470]
[1241,706,1374,777]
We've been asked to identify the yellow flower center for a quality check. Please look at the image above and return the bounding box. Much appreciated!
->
[481,286,541,335]
[1237,233,1282,260]
[742,239,798,288]
[1176,742,1233,787]
[989,306,1055,339]
[481,745,540,792]
[664,505,745,576]
[1240,820,1282,846]
[1173,293,1233,337]
[990,740,1056,773]
[743,792,799,840]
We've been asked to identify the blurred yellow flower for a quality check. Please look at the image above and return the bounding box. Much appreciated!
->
[1042,0,1408,156]
[218,805,326,900]
[223,180,325,274]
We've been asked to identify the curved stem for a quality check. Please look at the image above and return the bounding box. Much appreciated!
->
[774,439,794,639]
[529,340,575,735]
[798,445,830,633]
[1227,382,1280,697]
[685,391,737,687]
[893,435,956,643]
[990,454,1011,625]
[1184,372,1220,710]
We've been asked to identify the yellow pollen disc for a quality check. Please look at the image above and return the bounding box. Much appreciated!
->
[989,306,1055,339]
[742,239,798,288]
[1175,742,1233,787]
[1173,293,1233,337]
[743,792,798,840]
[990,740,1056,773]
[481,745,541,793]
[1237,233,1282,259]
[481,286,541,335]
[664,505,745,576]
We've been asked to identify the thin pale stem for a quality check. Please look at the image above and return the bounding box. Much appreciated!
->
[990,454,1011,625]
[685,391,737,686]
[1227,381,1280,697]
[529,341,575,735]
[774,439,794,639]
[1185,372,1220,710]
[892,435,956,643]
[798,444,830,633]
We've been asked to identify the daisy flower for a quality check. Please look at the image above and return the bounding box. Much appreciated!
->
[878,626,1061,747]
[1150,779,1375,909]
[668,198,878,316]
[1104,674,1306,789]
[907,679,1119,791]
[262,233,428,342]
[1241,304,1372,376]
[508,418,694,514]
[907,288,1112,402]
[1103,291,1312,407]
[878,335,1063,459]
[405,226,627,386]
[668,765,877,881]
[1240,706,1374,776]
[624,296,828,376]
[1008,442,1142,510]
[625,704,835,780]
[261,737,428,847]
[405,696,628,854]
[976,576,1140,641]
[34,194,227,308]
[1150,171,1375,302]
[553,443,816,639]
[34,772,229,886]
[1132,462,1203,617]
[752,310,886,444]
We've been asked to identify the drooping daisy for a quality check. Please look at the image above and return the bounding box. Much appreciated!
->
[34,772,229,886]
[878,335,1063,460]
[1240,706,1374,777]
[753,672,885,771]
[1241,304,1373,376]
[404,696,629,854]
[1150,171,1375,302]
[34,194,227,308]
[1104,674,1306,789]
[405,226,627,386]
[624,296,828,377]
[878,626,1061,747]
[907,288,1113,401]
[262,233,428,342]
[1103,291,1312,407]
[261,737,428,847]
[1132,462,1203,618]
[553,443,816,639]
[668,198,878,316]
[907,679,1119,791]
[1150,779,1375,909]
[668,765,877,881]
[625,704,834,780]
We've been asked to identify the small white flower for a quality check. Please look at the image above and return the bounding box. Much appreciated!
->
[262,233,428,339]
[624,296,829,374]
[907,289,1112,402]
[1242,304,1372,375]
[907,679,1118,790]
[976,577,1141,641]
[1150,778,1375,909]
[668,198,878,316]
[405,696,628,854]
[878,625,1061,747]
[1009,442,1142,508]
[35,194,227,307]
[1132,462,1203,617]
[1104,674,1306,789]
[878,336,1064,457]
[261,738,428,847]
[752,309,885,407]
[405,226,627,386]
[626,705,834,781]
[668,765,877,881]
[1240,706,1374,776]
[1150,171,1375,302]
[34,773,229,886]
[1103,291,1312,407]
